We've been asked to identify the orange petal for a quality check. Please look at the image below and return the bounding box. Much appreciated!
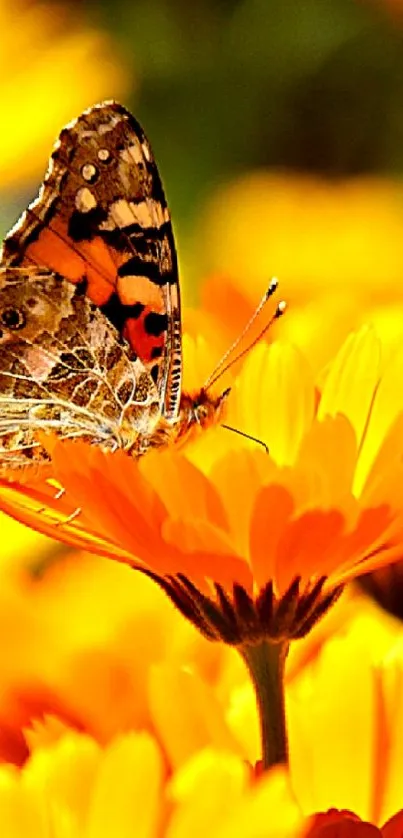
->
[274,509,345,593]
[249,485,295,590]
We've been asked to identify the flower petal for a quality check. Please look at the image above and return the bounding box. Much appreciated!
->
[318,325,381,447]
[229,342,315,467]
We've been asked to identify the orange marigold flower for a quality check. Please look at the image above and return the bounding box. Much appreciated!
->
[1,325,403,644]
[1,324,403,771]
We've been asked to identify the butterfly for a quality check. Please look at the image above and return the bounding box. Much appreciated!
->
[0,101,283,473]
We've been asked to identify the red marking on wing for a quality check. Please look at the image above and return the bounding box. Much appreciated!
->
[18,219,169,365]
[123,314,165,364]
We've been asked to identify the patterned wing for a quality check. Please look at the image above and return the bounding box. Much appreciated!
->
[1,101,182,421]
[0,266,160,472]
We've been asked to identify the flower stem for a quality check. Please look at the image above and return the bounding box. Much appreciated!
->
[239,639,289,771]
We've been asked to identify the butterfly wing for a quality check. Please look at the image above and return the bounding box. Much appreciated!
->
[0,266,160,471]
[1,101,182,421]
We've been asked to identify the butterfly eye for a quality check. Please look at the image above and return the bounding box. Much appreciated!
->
[1,307,26,330]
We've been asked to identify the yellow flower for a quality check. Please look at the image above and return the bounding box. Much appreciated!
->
[0,722,401,837]
[0,731,305,838]
[288,601,403,827]
[0,0,127,193]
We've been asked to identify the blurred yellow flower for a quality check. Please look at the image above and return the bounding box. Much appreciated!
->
[2,724,403,837]
[289,604,403,826]
[0,550,246,770]
[0,0,128,192]
[0,730,304,838]
[196,173,403,371]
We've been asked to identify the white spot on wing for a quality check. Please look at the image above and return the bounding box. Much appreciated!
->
[142,142,152,162]
[75,187,97,213]
[120,142,144,166]
[81,163,98,182]
[99,198,169,231]
[170,284,179,309]
[98,148,111,162]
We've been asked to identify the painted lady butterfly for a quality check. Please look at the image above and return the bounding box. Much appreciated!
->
[0,101,283,472]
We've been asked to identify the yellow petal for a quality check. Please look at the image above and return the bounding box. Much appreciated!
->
[86,733,162,838]
[150,665,242,770]
[318,324,381,446]
[230,341,315,466]
[355,344,403,495]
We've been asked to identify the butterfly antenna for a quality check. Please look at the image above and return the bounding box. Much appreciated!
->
[204,278,286,391]
[221,424,269,453]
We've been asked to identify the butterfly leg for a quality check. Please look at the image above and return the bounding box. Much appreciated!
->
[54,507,82,528]
[35,486,66,516]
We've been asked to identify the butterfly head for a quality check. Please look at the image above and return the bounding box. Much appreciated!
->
[176,387,230,440]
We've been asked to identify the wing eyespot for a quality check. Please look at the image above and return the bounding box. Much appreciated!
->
[1,307,26,330]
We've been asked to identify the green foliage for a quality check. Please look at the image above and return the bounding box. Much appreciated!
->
[89,0,403,231]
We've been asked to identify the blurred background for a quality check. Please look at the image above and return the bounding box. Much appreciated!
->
[2,0,403,564]
[2,1,403,299]
[2,0,403,370]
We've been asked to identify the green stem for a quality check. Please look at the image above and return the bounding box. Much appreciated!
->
[239,639,289,771]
